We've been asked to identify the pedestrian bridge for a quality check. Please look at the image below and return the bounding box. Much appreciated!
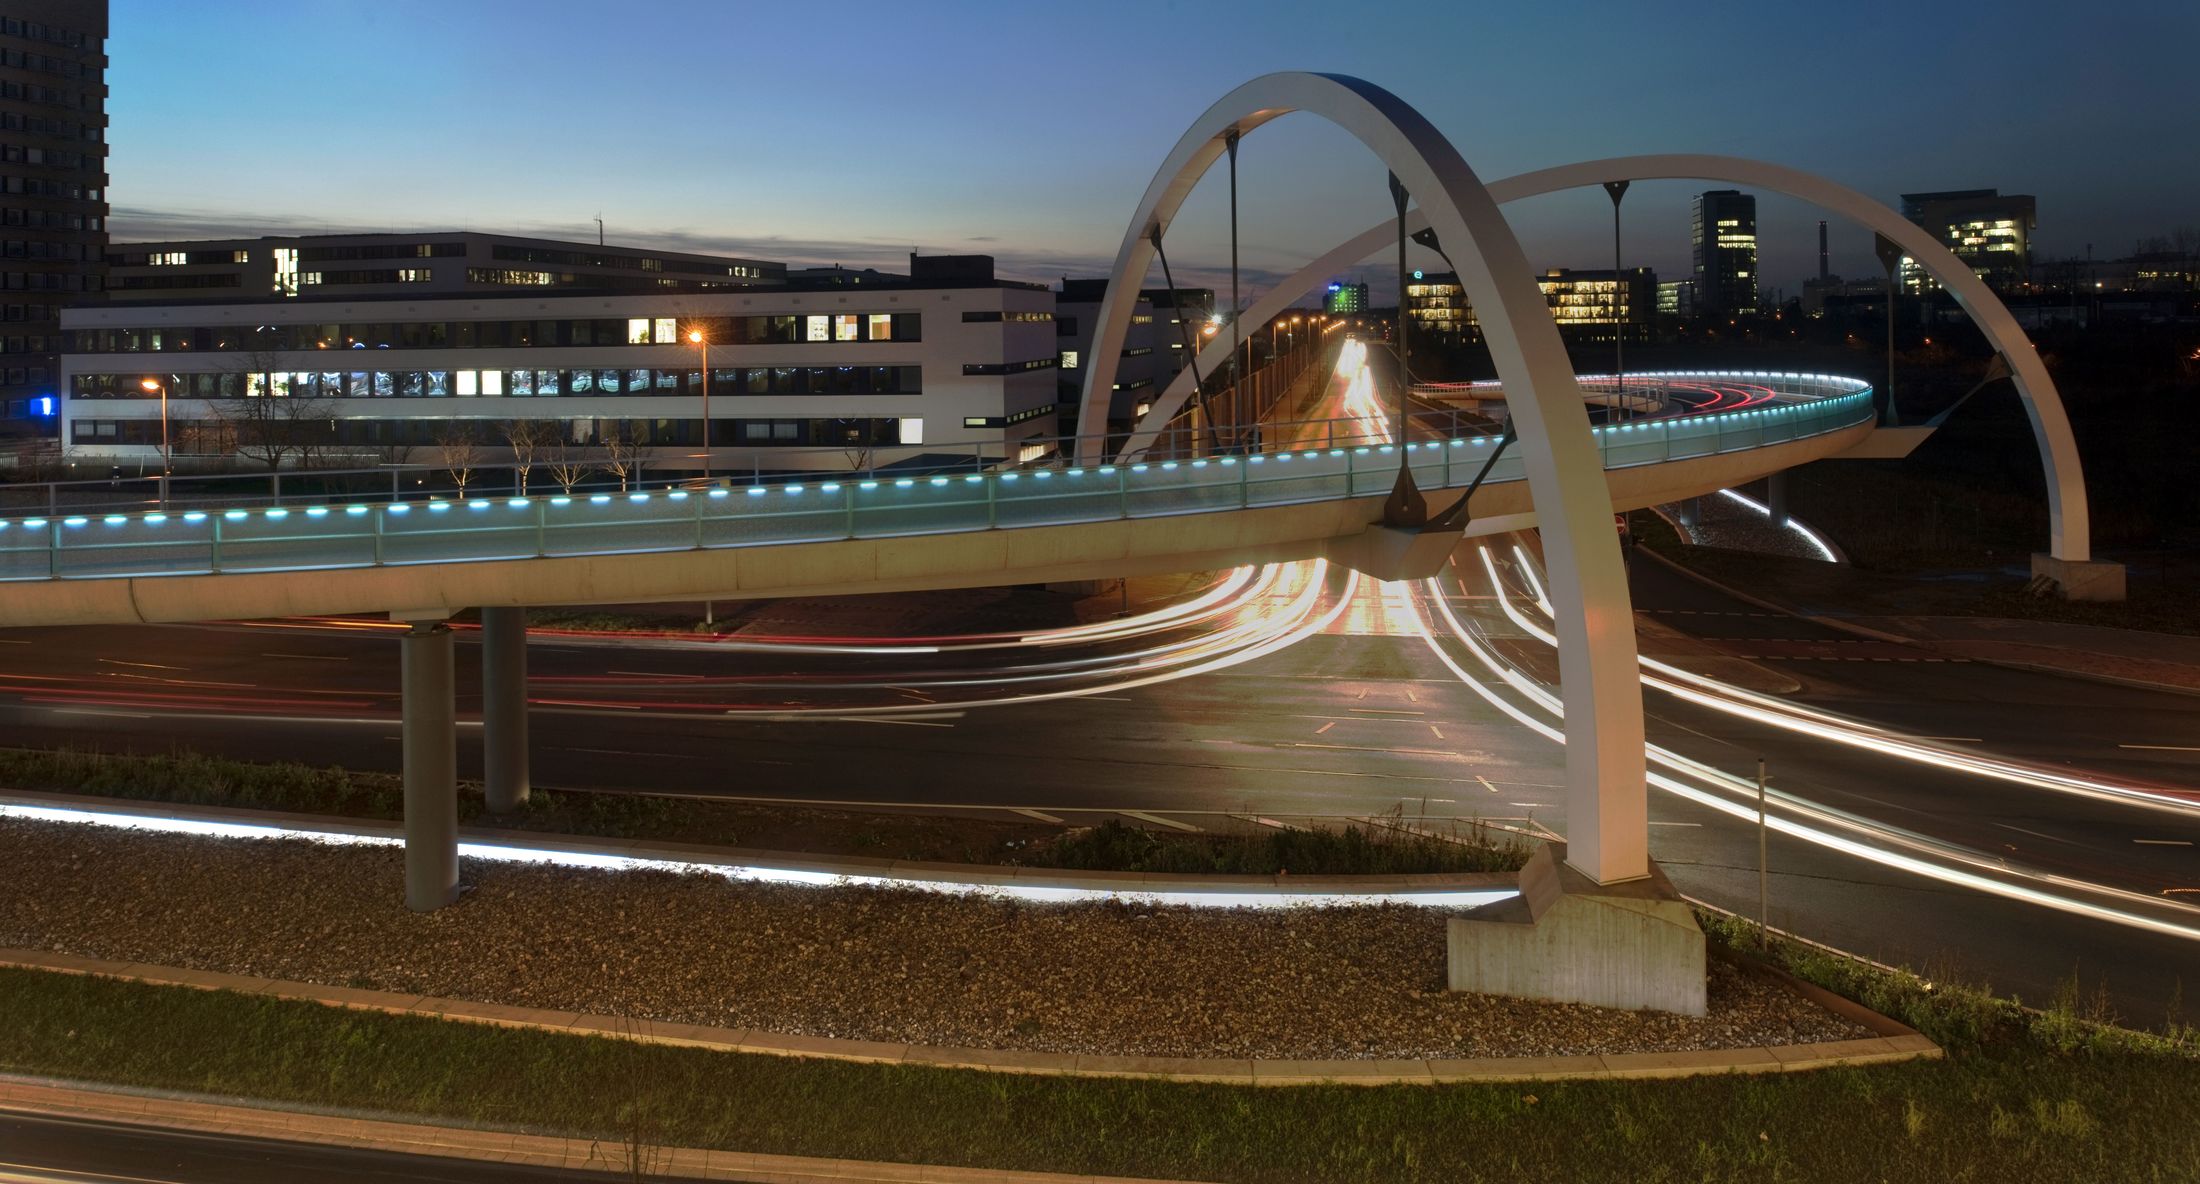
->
[0,371,1874,629]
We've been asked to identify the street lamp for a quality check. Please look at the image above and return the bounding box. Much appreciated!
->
[139,377,170,502]
[686,327,711,482]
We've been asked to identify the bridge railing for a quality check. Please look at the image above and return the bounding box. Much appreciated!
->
[0,374,1873,584]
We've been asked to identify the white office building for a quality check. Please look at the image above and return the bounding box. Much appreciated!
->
[58,255,1060,477]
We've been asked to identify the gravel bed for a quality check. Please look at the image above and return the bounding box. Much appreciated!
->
[1661,497,1832,562]
[0,818,1872,1060]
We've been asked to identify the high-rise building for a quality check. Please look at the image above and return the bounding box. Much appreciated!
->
[1897,189,2036,294]
[0,1,106,432]
[1536,267,1656,342]
[1656,279,1698,317]
[1324,280,1368,315]
[1691,190,1757,314]
[1054,277,1161,423]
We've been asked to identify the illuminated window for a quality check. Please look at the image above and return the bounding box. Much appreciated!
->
[653,317,676,344]
[627,318,652,344]
[835,314,859,341]
[869,313,893,340]
[1060,350,1079,369]
[456,370,477,396]
[899,417,924,445]
[806,315,830,342]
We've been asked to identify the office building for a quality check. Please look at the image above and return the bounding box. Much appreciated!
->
[1142,285,1215,392]
[1403,270,1475,343]
[58,254,1061,476]
[1898,189,2036,294]
[105,231,783,302]
[0,0,107,431]
[1537,267,1655,341]
[1657,279,1698,318]
[1054,278,1160,424]
[1324,280,1368,315]
[1691,190,1758,314]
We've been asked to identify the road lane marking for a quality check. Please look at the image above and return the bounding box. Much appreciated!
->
[551,746,700,760]
[97,658,184,671]
[1916,736,1984,743]
[1314,721,1336,734]
[1120,810,1202,832]
[2133,839,2194,846]
[1994,823,2073,844]
[1012,807,1064,823]
[1649,821,1702,827]
[261,652,350,662]
[48,708,152,719]
[1349,707,1425,716]
[1280,742,1458,758]
[2121,744,2200,753]
[1429,725,1444,739]
[0,639,28,645]
[1476,775,1499,793]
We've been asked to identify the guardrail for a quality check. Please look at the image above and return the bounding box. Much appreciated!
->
[0,373,1873,584]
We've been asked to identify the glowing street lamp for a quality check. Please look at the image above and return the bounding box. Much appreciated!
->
[139,377,170,496]
[687,327,711,482]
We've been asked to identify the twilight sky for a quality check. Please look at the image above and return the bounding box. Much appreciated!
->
[110,0,2199,303]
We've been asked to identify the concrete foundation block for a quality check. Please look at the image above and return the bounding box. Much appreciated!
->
[1324,524,1462,582]
[1447,842,1706,1016]
[2031,553,2126,602]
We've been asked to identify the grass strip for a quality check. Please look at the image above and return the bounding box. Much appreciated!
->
[0,746,1526,874]
[4,933,2197,1184]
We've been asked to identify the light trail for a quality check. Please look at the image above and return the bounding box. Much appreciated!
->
[1404,577,2200,942]
[1479,544,2200,814]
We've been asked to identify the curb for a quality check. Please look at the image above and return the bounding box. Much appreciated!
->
[1638,546,2200,697]
[0,788,1520,907]
[0,947,1941,1087]
[0,1073,1202,1184]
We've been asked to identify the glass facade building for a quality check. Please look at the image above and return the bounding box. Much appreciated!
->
[1691,190,1758,315]
[1897,189,2036,295]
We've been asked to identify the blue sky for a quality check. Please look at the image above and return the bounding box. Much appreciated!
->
[110,0,2199,301]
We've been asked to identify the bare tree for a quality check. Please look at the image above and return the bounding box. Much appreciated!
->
[435,422,485,498]
[542,435,595,494]
[211,388,336,472]
[600,421,642,492]
[501,418,556,494]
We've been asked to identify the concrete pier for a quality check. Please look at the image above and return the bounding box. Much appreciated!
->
[480,606,530,813]
[400,618,460,911]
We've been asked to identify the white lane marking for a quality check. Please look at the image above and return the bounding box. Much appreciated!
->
[1429,725,1445,739]
[97,658,184,671]
[262,652,351,662]
[48,708,152,719]
[2121,744,2200,753]
[1279,741,1458,758]
[0,639,29,645]
[1120,810,1202,833]
[1476,775,1499,794]
[1314,721,1336,734]
[1649,821,1703,827]
[1012,807,1065,824]
[2133,839,2194,846]
[1916,736,1984,743]
[1994,822,2074,844]
[1350,707,1425,716]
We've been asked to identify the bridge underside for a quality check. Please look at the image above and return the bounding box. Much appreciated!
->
[0,422,1867,628]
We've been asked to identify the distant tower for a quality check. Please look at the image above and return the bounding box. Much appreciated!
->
[1818,221,1830,284]
[1691,190,1758,314]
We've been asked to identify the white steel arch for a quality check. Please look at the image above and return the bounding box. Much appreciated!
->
[1103,154,2094,562]
[1075,72,1648,884]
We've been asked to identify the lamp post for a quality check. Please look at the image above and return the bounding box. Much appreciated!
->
[686,327,711,482]
[1603,180,1630,422]
[139,377,169,505]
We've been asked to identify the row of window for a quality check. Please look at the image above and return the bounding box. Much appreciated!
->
[489,243,767,279]
[1,205,99,229]
[73,313,926,354]
[72,365,926,401]
[0,144,89,169]
[0,46,91,78]
[0,78,93,110]
[305,268,433,286]
[0,173,98,200]
[1,270,88,291]
[0,332,55,353]
[70,416,925,450]
[109,273,235,291]
[961,357,1060,375]
[959,310,1054,323]
[0,110,100,143]
[0,17,94,49]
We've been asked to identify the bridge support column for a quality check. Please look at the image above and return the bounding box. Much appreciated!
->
[1766,471,1790,528]
[480,606,530,813]
[399,617,460,912]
